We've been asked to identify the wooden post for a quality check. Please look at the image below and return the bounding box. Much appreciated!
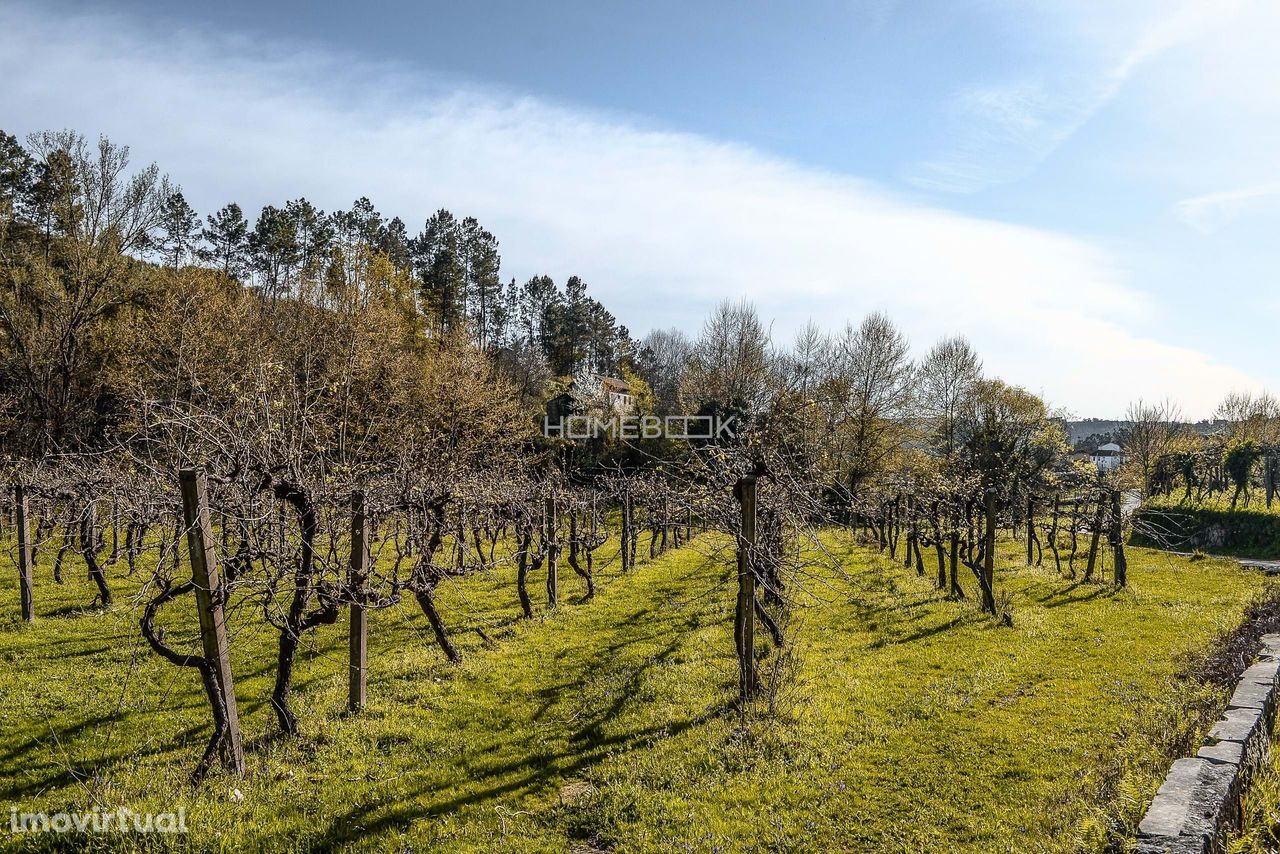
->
[982,489,997,615]
[15,484,33,622]
[545,495,558,608]
[903,494,914,569]
[660,498,669,553]
[1048,494,1061,574]
[179,469,245,776]
[1266,454,1276,509]
[1110,489,1127,588]
[348,491,369,712]
[734,476,757,703]
[1025,496,1035,566]
[614,491,624,571]
[1086,493,1105,581]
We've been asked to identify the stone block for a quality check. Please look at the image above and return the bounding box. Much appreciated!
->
[1138,758,1214,839]
[1136,835,1211,854]
[1227,677,1275,719]
[1241,660,1280,685]
[1197,739,1244,766]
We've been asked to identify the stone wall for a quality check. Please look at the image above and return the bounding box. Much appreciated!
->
[1136,634,1280,854]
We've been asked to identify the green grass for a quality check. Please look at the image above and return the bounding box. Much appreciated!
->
[1136,494,1280,559]
[1145,493,1280,518]
[1231,740,1280,852]
[0,529,1272,852]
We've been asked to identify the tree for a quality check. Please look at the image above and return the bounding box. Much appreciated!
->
[0,131,163,452]
[545,275,592,374]
[831,312,914,490]
[200,203,249,279]
[249,204,301,298]
[0,130,34,235]
[343,196,384,247]
[461,217,501,349]
[1216,391,1279,446]
[377,215,411,273]
[1123,398,1181,498]
[957,379,1062,495]
[918,335,982,460]
[517,274,558,351]
[683,299,771,417]
[638,327,692,415]
[584,300,621,375]
[1224,439,1263,509]
[411,209,467,335]
[156,187,199,272]
[284,197,332,282]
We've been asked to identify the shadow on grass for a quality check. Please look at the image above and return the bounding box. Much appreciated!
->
[869,614,968,648]
[311,702,728,851]
[1033,580,1118,609]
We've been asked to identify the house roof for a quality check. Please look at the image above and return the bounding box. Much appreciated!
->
[1095,442,1123,454]
[600,376,631,393]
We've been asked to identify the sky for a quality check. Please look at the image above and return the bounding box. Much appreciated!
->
[1,0,1277,419]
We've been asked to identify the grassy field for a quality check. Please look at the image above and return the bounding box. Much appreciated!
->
[0,527,1272,852]
[1233,744,1280,852]
[1145,493,1280,517]
[1136,494,1280,559]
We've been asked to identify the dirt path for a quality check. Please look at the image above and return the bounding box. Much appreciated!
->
[1235,557,1280,573]
[1160,549,1280,574]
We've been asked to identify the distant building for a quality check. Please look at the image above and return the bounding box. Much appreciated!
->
[546,372,633,422]
[599,376,634,412]
[1090,442,1126,471]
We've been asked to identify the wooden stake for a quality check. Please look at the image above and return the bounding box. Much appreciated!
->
[545,495,558,608]
[1110,489,1127,588]
[982,489,997,615]
[734,475,757,703]
[1086,493,1105,581]
[15,483,33,622]
[179,469,245,776]
[1025,495,1035,566]
[348,491,369,712]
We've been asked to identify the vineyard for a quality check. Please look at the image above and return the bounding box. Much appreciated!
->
[0,491,1269,850]
[2,127,1279,852]
[0,458,1273,852]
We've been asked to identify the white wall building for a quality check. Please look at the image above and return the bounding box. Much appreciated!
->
[1090,442,1125,472]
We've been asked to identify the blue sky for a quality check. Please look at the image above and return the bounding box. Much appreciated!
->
[1,0,1277,417]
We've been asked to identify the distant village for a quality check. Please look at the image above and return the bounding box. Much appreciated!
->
[1063,416,1239,473]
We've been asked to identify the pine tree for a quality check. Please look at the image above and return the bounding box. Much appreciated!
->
[28,147,80,253]
[545,275,592,375]
[518,274,558,353]
[0,131,34,232]
[377,216,411,272]
[199,203,249,279]
[461,217,501,349]
[157,187,199,271]
[248,204,301,297]
[284,197,332,277]
[410,209,466,335]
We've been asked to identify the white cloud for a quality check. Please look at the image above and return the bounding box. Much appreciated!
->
[0,2,1264,418]
[907,0,1249,193]
[1175,181,1280,232]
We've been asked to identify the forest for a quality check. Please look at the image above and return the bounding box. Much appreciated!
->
[2,128,1280,852]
